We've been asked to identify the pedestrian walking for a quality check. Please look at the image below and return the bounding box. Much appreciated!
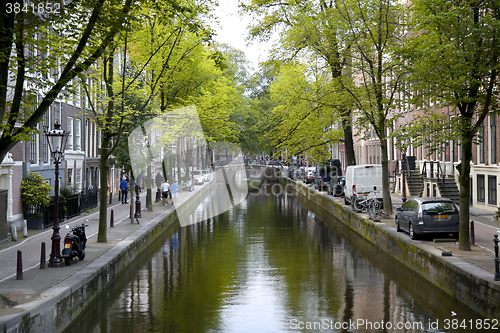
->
[155,172,163,189]
[161,179,170,205]
[120,176,128,204]
[170,179,179,204]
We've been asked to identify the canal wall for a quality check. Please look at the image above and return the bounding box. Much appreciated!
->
[1,181,215,333]
[280,177,500,319]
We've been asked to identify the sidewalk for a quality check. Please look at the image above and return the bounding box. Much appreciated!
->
[388,192,500,275]
[0,188,187,319]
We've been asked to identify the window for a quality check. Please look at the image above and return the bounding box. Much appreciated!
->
[490,114,496,164]
[68,168,73,185]
[29,126,38,164]
[54,102,61,125]
[479,123,485,163]
[477,174,485,203]
[488,175,497,205]
[76,169,81,188]
[75,118,81,151]
[74,83,80,108]
[42,110,49,164]
[67,116,73,150]
[29,95,40,164]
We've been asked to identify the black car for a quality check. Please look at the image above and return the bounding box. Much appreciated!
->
[395,197,459,240]
[327,176,345,196]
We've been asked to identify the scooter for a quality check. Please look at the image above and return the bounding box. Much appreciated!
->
[61,219,88,266]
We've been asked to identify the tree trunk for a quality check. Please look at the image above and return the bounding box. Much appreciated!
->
[342,113,356,166]
[129,178,134,221]
[459,135,472,251]
[147,160,152,211]
[380,127,393,215]
[98,145,109,243]
[177,138,182,181]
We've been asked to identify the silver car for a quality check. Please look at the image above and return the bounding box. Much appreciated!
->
[395,197,459,240]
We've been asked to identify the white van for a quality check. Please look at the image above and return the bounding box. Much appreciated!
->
[344,164,383,205]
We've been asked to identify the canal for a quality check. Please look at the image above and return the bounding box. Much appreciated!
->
[67,184,493,332]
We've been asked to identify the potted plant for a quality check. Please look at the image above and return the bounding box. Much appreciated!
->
[21,172,52,229]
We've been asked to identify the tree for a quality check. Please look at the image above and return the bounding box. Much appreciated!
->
[397,0,500,250]
[265,62,344,162]
[241,0,357,166]
[87,0,222,242]
[335,0,404,214]
[246,64,279,156]
[0,0,136,163]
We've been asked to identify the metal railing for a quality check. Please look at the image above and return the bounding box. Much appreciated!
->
[421,161,445,187]
[80,189,99,211]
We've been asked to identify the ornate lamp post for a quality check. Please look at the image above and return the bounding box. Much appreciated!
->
[45,122,69,267]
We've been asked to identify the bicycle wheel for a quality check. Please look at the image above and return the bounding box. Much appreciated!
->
[352,197,365,212]
[370,200,381,213]
[368,200,382,221]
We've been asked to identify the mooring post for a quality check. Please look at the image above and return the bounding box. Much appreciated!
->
[110,209,114,227]
[494,234,500,281]
[16,250,23,280]
[40,242,46,269]
[470,220,475,245]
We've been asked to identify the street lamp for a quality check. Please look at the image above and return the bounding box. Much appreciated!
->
[45,122,69,267]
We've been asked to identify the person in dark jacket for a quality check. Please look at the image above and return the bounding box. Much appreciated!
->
[120,177,128,204]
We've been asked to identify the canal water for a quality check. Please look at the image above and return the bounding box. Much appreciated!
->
[68,184,494,333]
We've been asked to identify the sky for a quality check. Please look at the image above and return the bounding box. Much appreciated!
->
[211,0,274,73]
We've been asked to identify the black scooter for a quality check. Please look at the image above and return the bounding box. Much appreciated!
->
[61,219,88,265]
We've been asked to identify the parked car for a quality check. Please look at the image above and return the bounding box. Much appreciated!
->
[181,176,194,191]
[395,197,459,240]
[304,170,316,184]
[315,159,342,191]
[192,170,204,185]
[202,170,210,181]
[344,164,383,205]
[327,176,345,197]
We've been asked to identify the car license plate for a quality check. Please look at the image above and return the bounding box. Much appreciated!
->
[434,215,449,219]
[360,193,368,196]
[64,243,71,248]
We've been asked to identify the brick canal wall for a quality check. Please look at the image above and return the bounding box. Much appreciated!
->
[1,182,214,333]
[280,177,500,319]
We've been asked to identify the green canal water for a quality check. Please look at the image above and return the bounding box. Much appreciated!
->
[68,184,493,332]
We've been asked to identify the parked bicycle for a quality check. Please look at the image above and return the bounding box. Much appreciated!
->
[351,191,383,221]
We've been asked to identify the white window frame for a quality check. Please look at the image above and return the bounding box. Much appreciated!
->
[75,118,81,151]
[67,116,73,150]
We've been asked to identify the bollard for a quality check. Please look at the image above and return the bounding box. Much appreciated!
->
[23,219,28,237]
[109,191,113,204]
[110,209,114,227]
[10,225,18,242]
[16,250,23,280]
[134,184,142,218]
[470,220,475,245]
[40,242,46,269]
